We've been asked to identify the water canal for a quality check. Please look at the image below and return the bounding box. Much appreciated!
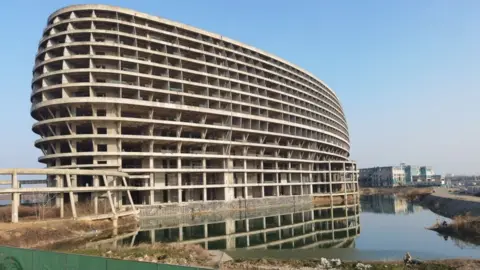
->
[77,194,480,261]
[3,195,479,260]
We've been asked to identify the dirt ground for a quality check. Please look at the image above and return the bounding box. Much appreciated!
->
[0,216,138,248]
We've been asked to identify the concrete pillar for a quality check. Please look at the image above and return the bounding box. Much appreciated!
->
[328,162,333,204]
[71,175,78,202]
[177,158,182,186]
[275,161,279,183]
[93,176,99,215]
[54,175,65,218]
[66,174,77,219]
[112,176,117,208]
[149,174,154,205]
[118,179,123,208]
[177,156,182,202]
[143,178,148,205]
[344,170,348,207]
[260,161,264,197]
[330,204,335,240]
[58,176,64,218]
[150,229,156,244]
[244,171,248,199]
[288,162,292,184]
[224,158,234,201]
[179,226,183,241]
[11,171,19,223]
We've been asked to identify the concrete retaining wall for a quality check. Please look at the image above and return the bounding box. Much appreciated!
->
[138,195,312,218]
[139,203,316,229]
[422,194,480,218]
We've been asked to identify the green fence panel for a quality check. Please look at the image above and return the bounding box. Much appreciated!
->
[0,246,211,270]
[157,263,203,270]
[107,258,159,270]
[66,253,107,270]
[33,249,69,270]
[0,246,33,270]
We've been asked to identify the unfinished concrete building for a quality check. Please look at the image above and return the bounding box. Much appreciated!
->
[31,4,358,210]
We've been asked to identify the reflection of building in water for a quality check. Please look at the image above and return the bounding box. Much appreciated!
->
[412,205,424,213]
[360,195,422,214]
[86,204,360,250]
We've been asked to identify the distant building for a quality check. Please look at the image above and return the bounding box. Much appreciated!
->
[359,165,406,187]
[413,174,445,186]
[413,166,445,186]
[360,163,443,187]
[419,166,435,180]
[404,165,420,184]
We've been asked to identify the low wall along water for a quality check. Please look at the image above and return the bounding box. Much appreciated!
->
[138,195,313,217]
[422,194,480,218]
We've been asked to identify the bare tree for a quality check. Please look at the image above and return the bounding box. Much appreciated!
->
[31,190,54,220]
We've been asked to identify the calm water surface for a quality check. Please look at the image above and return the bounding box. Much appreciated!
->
[356,195,480,259]
[73,195,480,260]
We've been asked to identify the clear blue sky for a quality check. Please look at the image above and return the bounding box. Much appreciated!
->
[0,0,479,174]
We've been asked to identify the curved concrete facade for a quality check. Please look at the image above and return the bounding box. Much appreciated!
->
[31,4,358,206]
